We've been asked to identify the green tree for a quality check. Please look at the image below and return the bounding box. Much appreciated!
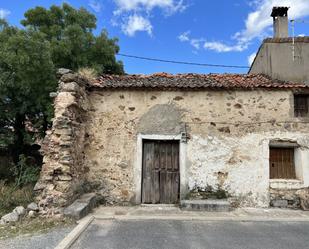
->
[0,20,56,163]
[21,3,124,74]
[0,4,124,176]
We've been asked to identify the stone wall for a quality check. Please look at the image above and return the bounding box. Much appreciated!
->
[84,89,309,207]
[34,69,90,211]
[36,74,309,210]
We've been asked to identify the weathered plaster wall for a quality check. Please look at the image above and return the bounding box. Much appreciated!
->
[84,89,309,207]
[250,42,309,84]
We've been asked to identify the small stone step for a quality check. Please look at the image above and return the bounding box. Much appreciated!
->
[180,199,231,212]
[64,193,97,219]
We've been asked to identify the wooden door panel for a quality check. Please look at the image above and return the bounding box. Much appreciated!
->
[142,140,180,204]
[154,143,160,170]
[142,142,153,203]
[171,172,180,204]
[160,143,166,171]
[152,170,160,203]
[172,143,179,171]
[166,144,173,170]
[159,171,167,203]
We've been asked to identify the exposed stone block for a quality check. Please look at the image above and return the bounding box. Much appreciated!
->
[58,175,73,181]
[63,193,97,219]
[27,202,39,211]
[41,175,53,181]
[271,199,288,208]
[296,189,309,211]
[60,82,80,92]
[180,199,231,212]
[1,212,19,224]
[57,68,73,77]
[54,128,73,136]
[33,182,46,191]
[61,73,79,83]
[55,181,72,192]
[13,206,26,216]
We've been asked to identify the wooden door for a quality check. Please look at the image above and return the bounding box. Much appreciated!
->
[142,140,180,204]
[269,148,296,179]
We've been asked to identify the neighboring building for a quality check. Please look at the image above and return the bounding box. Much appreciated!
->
[35,71,309,210]
[249,7,309,84]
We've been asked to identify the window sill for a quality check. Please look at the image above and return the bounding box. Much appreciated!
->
[294,116,309,121]
[270,179,303,189]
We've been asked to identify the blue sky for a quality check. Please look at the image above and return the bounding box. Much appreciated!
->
[1,0,309,74]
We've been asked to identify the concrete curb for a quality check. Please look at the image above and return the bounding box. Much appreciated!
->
[54,215,94,249]
[94,214,309,222]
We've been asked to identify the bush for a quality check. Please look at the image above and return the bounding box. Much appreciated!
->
[0,181,34,217]
[12,154,40,187]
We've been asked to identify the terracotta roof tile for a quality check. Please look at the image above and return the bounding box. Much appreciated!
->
[89,73,309,90]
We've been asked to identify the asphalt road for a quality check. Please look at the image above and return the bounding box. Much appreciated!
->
[71,219,309,249]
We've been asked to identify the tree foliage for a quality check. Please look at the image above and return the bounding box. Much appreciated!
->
[0,20,56,159]
[21,3,124,74]
[0,4,124,176]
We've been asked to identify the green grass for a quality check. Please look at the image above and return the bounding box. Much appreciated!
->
[0,181,34,217]
[0,181,76,240]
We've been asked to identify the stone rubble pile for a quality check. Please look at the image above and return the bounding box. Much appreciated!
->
[270,188,309,210]
[0,202,39,225]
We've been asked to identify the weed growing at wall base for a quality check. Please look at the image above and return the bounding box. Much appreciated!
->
[0,181,34,217]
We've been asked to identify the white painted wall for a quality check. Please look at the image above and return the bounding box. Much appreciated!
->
[186,132,309,207]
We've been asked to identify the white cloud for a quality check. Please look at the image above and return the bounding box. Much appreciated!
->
[180,0,309,53]
[88,0,102,13]
[113,0,187,36]
[204,41,248,53]
[235,0,309,44]
[113,0,186,15]
[178,32,247,52]
[0,8,10,19]
[178,31,204,49]
[248,52,257,66]
[178,31,190,42]
[191,39,204,50]
[122,14,153,36]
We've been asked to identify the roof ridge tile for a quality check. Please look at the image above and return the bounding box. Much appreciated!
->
[89,73,309,90]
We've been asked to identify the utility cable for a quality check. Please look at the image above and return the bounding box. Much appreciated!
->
[117,53,250,69]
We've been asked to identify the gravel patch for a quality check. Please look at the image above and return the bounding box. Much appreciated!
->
[0,225,74,249]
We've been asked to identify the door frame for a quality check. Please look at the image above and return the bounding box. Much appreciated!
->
[134,134,188,204]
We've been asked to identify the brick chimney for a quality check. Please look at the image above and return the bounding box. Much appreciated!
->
[271,6,289,38]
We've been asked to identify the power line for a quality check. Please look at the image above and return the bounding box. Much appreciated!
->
[117,53,250,69]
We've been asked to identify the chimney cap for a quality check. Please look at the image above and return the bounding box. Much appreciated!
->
[271,6,289,18]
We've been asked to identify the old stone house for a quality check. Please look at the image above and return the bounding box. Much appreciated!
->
[35,6,309,211]
[35,71,309,210]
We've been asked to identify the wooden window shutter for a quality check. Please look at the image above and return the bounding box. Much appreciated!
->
[269,148,296,179]
[294,95,308,117]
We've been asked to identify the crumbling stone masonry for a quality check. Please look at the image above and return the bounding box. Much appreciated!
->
[34,69,90,211]
[35,71,309,211]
